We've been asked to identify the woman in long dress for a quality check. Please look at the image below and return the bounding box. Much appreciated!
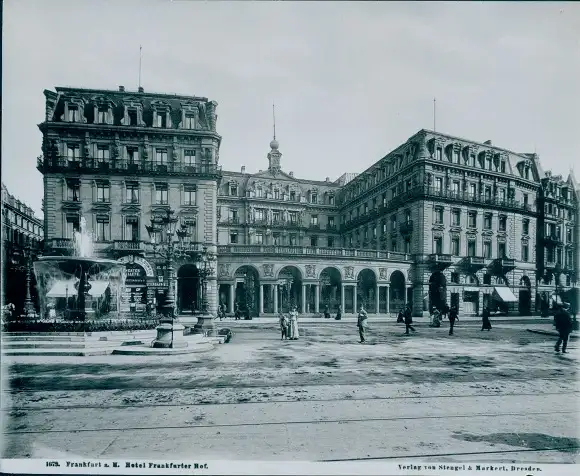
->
[289,306,299,340]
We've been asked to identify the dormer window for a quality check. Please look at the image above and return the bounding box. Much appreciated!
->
[453,149,460,164]
[97,108,108,124]
[184,114,195,129]
[311,192,318,204]
[256,187,264,198]
[156,113,166,128]
[436,148,442,160]
[274,189,280,200]
[290,191,296,201]
[128,109,138,126]
[500,160,506,173]
[68,106,79,122]
[229,184,238,196]
[329,195,335,205]
[524,168,530,180]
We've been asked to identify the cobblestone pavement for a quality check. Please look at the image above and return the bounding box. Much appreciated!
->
[2,323,579,463]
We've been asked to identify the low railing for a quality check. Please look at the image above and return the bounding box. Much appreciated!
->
[490,258,516,269]
[113,240,145,251]
[47,238,74,249]
[37,156,222,177]
[217,245,413,261]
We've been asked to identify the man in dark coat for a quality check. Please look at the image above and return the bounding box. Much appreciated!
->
[554,304,573,353]
[404,305,415,335]
[448,306,459,336]
[481,306,492,331]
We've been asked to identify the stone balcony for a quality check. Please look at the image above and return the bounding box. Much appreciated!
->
[216,245,413,262]
[489,257,516,273]
[460,256,487,271]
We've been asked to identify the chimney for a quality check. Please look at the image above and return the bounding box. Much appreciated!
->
[259,170,262,173]
[138,86,144,93]
[484,140,492,145]
[119,85,125,92]
[289,171,294,177]
[325,177,330,182]
[241,166,246,174]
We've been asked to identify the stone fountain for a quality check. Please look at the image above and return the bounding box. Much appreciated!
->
[33,217,124,324]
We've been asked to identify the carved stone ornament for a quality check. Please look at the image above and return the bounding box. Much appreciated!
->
[344,266,355,279]
[218,264,231,278]
[263,264,274,277]
[305,265,316,278]
[379,268,388,280]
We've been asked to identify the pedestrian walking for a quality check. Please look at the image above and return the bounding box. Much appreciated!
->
[357,305,368,343]
[448,306,459,335]
[404,305,415,335]
[430,308,441,328]
[279,313,289,341]
[554,304,573,353]
[442,303,450,321]
[289,306,299,340]
[481,306,492,331]
[324,305,331,319]
[335,305,342,320]
[397,309,404,323]
[234,303,241,320]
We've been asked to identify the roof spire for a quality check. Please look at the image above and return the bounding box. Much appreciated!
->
[269,102,279,150]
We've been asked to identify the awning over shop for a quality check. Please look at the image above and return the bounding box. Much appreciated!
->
[46,280,77,298]
[87,281,110,298]
[493,286,518,302]
[464,287,480,292]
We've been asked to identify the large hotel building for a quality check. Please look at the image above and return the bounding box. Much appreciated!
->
[37,86,579,317]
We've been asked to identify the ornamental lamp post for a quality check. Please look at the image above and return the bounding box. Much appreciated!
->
[21,243,38,319]
[192,245,217,334]
[146,208,189,348]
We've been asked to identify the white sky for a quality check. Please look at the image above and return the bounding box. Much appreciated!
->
[3,1,579,217]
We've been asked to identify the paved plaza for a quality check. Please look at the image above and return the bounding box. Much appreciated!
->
[2,321,579,463]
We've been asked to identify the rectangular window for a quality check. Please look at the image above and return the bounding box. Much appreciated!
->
[484,186,492,201]
[469,183,477,197]
[500,160,506,173]
[68,106,79,122]
[311,193,318,204]
[566,228,573,243]
[67,145,79,162]
[155,149,168,165]
[328,216,335,227]
[523,219,529,235]
[183,186,196,206]
[522,244,529,262]
[126,147,139,164]
[484,213,492,230]
[435,177,443,193]
[436,148,442,160]
[96,184,110,202]
[97,108,108,124]
[523,193,529,208]
[391,240,398,252]
[96,216,110,241]
[382,192,387,207]
[255,233,263,245]
[255,209,265,221]
[289,212,297,224]
[327,236,334,248]
[256,188,264,198]
[65,216,80,239]
[125,217,139,242]
[466,240,475,257]
[230,232,238,244]
[433,237,443,254]
[184,150,196,167]
[290,191,296,201]
[434,207,444,224]
[272,233,281,245]
[126,183,139,203]
[451,209,461,227]
[229,209,238,221]
[310,215,319,226]
[483,241,491,258]
[404,239,411,254]
[65,181,79,201]
[453,150,460,163]
[229,184,238,196]
[156,113,166,128]
[128,109,137,125]
[274,189,280,200]
[498,216,507,232]
[310,236,318,247]
[155,185,168,205]
[451,237,460,256]
[289,234,297,246]
[486,157,492,170]
[498,242,506,258]
[452,181,460,196]
[272,210,281,223]
[329,195,335,205]
[498,189,506,202]
[468,211,477,228]
[97,147,110,163]
[184,115,195,129]
[391,215,397,230]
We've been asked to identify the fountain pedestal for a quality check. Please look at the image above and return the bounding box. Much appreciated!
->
[152,318,188,348]
[191,313,216,336]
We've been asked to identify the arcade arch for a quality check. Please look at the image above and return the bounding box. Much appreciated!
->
[319,267,342,312]
[357,268,377,312]
[177,264,199,314]
[389,270,406,313]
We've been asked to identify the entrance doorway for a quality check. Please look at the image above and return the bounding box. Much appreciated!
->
[177,264,200,313]
[429,271,447,312]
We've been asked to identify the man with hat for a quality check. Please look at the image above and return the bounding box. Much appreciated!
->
[554,303,573,354]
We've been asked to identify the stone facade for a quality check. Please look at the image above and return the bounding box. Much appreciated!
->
[2,183,44,310]
[37,85,579,317]
[38,86,221,314]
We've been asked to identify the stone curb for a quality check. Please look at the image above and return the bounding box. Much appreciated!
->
[526,329,578,339]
